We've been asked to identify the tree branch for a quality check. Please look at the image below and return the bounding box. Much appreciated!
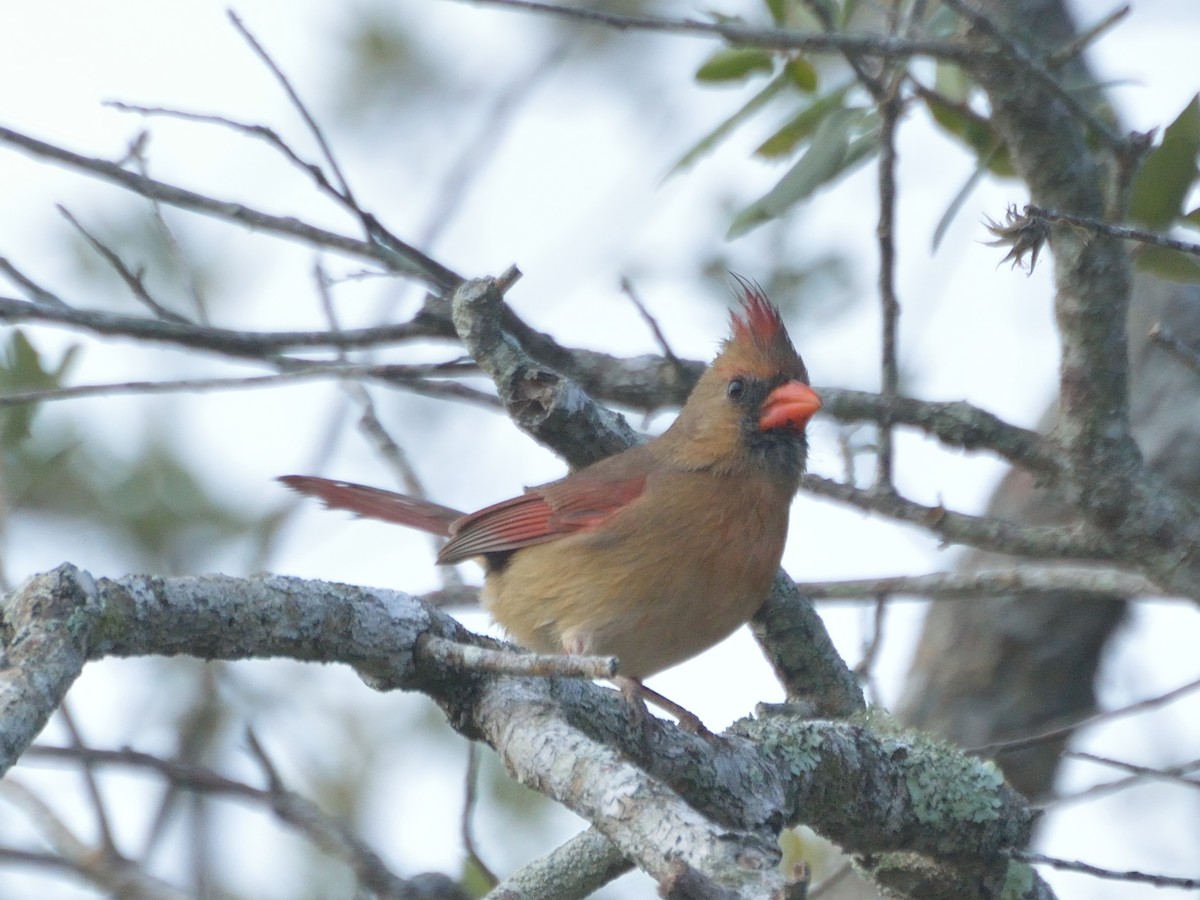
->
[454,0,976,62]
[20,744,463,900]
[484,829,630,900]
[819,387,1064,482]
[1,563,1055,899]
[449,272,641,468]
[795,566,1165,602]
[801,474,1117,560]
[0,124,462,291]
[966,1,1200,599]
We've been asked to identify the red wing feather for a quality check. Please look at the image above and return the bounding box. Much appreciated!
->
[279,475,462,537]
[437,474,646,564]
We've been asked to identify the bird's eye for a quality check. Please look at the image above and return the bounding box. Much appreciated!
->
[727,378,745,401]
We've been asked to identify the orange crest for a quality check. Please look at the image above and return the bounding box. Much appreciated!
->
[722,278,805,380]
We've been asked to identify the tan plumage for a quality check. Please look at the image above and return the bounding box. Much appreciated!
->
[281,285,819,705]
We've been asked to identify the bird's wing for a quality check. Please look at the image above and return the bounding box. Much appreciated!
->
[437,474,646,564]
[279,476,462,536]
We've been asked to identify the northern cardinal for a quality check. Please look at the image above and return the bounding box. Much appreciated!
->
[281,286,820,728]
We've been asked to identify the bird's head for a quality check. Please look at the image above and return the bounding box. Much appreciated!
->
[666,283,820,485]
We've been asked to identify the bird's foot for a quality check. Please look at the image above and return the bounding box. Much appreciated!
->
[613,676,716,741]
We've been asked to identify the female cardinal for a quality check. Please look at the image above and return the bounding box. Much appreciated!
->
[281,286,820,727]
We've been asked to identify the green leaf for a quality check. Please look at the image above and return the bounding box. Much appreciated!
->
[0,330,78,447]
[922,91,1013,176]
[1134,244,1200,283]
[695,48,775,83]
[730,108,876,238]
[934,61,971,104]
[668,73,790,176]
[785,57,818,92]
[755,81,854,158]
[1129,94,1200,230]
[764,0,788,25]
[1182,206,1200,229]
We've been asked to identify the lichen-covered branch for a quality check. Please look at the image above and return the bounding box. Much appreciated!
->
[750,574,864,717]
[449,273,641,468]
[1,564,1055,899]
[484,829,630,900]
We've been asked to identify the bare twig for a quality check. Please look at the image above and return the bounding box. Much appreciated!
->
[127,148,211,323]
[852,596,888,704]
[461,743,498,887]
[0,258,69,307]
[57,704,118,856]
[801,473,1116,560]
[1027,204,1200,257]
[620,276,686,380]
[454,0,976,62]
[0,363,499,410]
[1041,752,1200,809]
[27,739,443,900]
[1046,5,1131,67]
[874,77,903,490]
[1067,750,1200,787]
[0,295,439,355]
[973,673,1200,755]
[1015,851,1200,889]
[350,383,438,491]
[0,778,189,900]
[793,567,1165,602]
[55,205,191,324]
[227,11,357,208]
[107,102,349,210]
[817,387,1064,483]
[0,124,462,290]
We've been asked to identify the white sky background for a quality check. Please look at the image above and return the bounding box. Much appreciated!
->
[1,1,1199,898]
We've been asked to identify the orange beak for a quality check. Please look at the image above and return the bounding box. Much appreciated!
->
[759,381,821,432]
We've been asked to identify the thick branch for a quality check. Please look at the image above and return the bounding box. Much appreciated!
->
[450,273,641,468]
[473,677,786,896]
[1,564,1055,899]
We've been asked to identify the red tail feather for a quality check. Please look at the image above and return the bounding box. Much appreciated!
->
[279,476,461,536]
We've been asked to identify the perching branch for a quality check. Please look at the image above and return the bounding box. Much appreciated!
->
[1,563,1051,899]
